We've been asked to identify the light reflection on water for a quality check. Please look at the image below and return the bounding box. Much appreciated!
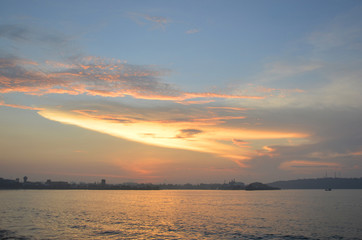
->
[1,190,362,239]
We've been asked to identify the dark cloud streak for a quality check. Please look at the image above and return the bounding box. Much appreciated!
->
[177,129,203,139]
[0,24,68,46]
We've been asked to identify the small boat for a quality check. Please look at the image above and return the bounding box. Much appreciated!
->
[325,188,332,191]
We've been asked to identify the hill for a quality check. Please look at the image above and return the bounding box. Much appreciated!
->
[245,182,280,191]
[268,178,362,189]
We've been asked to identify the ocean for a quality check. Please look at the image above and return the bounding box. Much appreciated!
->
[0,189,361,239]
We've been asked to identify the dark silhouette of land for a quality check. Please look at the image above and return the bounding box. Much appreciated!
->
[0,177,246,190]
[159,179,245,190]
[245,182,280,190]
[1,176,362,190]
[268,177,362,189]
[0,177,159,190]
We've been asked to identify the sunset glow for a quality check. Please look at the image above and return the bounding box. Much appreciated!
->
[1,0,362,183]
[38,108,308,161]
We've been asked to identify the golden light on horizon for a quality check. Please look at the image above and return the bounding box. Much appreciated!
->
[38,108,309,164]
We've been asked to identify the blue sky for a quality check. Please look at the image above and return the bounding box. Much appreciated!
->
[1,0,362,183]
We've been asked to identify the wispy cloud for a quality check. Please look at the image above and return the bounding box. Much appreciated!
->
[257,61,323,83]
[280,160,340,171]
[232,139,250,148]
[0,24,70,51]
[129,13,171,30]
[176,129,203,139]
[236,7,362,113]
[71,104,246,126]
[144,15,170,30]
[307,6,362,52]
[207,107,249,111]
[186,29,199,34]
[0,56,263,102]
[0,100,44,111]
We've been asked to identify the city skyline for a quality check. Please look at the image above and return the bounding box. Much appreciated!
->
[1,0,362,184]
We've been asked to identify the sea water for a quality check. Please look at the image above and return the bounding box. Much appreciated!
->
[1,189,361,239]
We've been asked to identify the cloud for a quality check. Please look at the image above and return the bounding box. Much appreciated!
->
[177,129,203,139]
[263,146,275,152]
[0,100,44,111]
[0,24,35,41]
[177,100,215,105]
[207,107,249,111]
[280,160,340,171]
[235,7,362,112]
[225,7,362,115]
[70,104,247,127]
[3,8,361,183]
[144,15,170,30]
[308,150,362,159]
[257,61,323,83]
[36,105,308,166]
[129,13,171,30]
[232,139,250,148]
[71,109,133,123]
[227,100,362,180]
[0,56,263,102]
[186,29,199,34]
[233,61,362,110]
[307,6,362,52]
[184,92,263,100]
[0,24,68,46]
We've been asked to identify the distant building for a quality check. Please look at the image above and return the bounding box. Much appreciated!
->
[0,178,21,189]
[101,179,106,186]
[23,176,28,183]
[49,181,70,189]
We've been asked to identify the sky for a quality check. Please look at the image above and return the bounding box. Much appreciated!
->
[1,0,362,184]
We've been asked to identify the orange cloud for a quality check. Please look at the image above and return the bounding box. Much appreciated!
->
[254,145,277,157]
[351,151,362,156]
[72,109,134,123]
[263,146,275,152]
[0,56,263,103]
[177,100,215,105]
[188,116,246,125]
[0,100,44,111]
[207,107,249,111]
[0,58,38,67]
[71,107,246,126]
[232,139,250,148]
[38,108,309,166]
